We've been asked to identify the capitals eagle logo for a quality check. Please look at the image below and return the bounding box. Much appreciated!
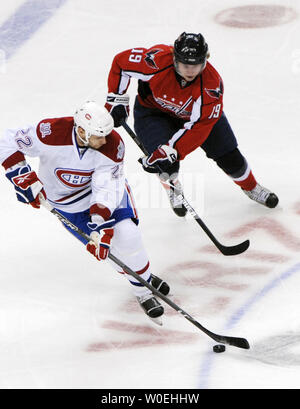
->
[205,79,224,99]
[144,49,162,69]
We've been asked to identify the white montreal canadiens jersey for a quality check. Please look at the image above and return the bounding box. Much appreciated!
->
[0,117,127,213]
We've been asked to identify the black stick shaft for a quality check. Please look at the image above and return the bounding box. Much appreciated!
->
[41,200,249,349]
[121,121,250,256]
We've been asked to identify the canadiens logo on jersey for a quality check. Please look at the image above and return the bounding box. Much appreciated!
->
[144,49,162,69]
[205,79,224,99]
[55,168,93,188]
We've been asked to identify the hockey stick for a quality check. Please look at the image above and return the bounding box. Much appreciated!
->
[40,198,250,349]
[121,121,250,256]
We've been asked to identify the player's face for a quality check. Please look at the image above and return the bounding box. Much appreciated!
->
[76,127,106,149]
[88,134,107,149]
[176,61,205,81]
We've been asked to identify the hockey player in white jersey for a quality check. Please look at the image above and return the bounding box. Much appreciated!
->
[0,101,169,324]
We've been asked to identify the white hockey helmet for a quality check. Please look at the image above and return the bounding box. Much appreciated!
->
[74,101,114,146]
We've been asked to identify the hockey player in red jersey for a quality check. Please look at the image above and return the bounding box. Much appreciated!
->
[105,32,279,217]
[0,101,169,325]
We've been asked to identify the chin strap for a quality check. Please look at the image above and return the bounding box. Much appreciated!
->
[74,125,90,147]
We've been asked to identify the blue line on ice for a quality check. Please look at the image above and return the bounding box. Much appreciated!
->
[0,0,67,59]
[198,262,300,389]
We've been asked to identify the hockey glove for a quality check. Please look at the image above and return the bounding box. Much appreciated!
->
[86,217,115,261]
[6,163,46,209]
[139,145,178,173]
[105,93,130,127]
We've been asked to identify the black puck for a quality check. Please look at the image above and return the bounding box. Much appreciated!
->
[213,344,226,353]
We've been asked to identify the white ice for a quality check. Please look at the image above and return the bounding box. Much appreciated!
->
[0,0,300,389]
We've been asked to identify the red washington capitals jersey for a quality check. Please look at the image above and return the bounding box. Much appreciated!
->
[107,44,224,159]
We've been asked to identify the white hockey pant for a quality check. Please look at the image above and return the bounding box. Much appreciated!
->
[109,218,152,297]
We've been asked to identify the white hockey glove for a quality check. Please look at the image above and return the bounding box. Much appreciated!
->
[105,92,130,127]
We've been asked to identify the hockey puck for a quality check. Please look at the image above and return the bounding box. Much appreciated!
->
[213,344,226,353]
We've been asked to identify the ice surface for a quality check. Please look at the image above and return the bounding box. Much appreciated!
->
[0,0,300,389]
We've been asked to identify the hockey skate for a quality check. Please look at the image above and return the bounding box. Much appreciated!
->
[242,183,279,208]
[165,180,187,217]
[137,294,164,326]
[151,274,170,296]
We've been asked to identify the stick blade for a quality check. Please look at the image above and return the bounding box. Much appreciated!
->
[216,335,250,349]
[200,323,250,349]
[219,239,250,256]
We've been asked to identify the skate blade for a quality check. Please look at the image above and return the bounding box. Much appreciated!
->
[149,316,163,326]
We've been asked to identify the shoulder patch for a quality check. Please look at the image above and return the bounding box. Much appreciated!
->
[202,62,224,102]
[204,79,224,99]
[98,130,125,162]
[144,48,164,70]
[147,44,173,70]
[36,117,74,146]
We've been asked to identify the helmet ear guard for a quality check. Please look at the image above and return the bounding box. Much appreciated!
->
[74,101,114,146]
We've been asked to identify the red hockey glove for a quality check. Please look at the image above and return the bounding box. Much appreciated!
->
[86,218,115,261]
[105,93,129,127]
[6,164,47,209]
[139,145,178,172]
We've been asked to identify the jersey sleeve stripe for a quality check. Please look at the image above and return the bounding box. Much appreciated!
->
[120,69,154,86]
[115,63,173,93]
[2,151,25,169]
[125,180,138,219]
[118,71,131,94]
[123,63,173,76]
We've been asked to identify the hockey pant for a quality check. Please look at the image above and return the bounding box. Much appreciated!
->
[134,97,257,190]
[108,218,153,297]
[58,209,153,298]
